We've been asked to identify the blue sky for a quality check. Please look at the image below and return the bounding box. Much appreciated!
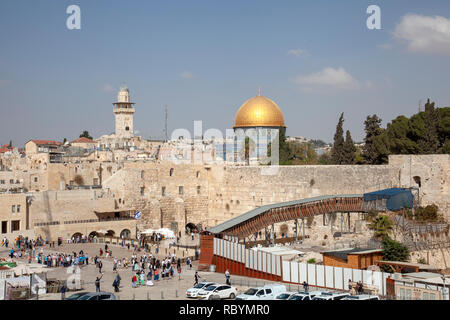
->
[1,0,450,146]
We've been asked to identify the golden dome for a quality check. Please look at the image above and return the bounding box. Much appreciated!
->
[234,90,286,128]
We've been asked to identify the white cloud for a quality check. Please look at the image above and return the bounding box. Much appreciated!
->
[288,49,308,57]
[180,71,195,79]
[103,84,114,92]
[294,67,360,91]
[394,14,450,55]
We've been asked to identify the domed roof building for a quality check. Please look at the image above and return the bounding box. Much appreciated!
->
[232,89,286,165]
[234,89,286,129]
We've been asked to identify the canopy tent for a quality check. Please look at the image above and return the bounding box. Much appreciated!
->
[363,188,414,211]
[140,228,176,239]
[12,264,49,276]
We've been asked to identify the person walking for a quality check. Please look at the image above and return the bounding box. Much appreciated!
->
[95,274,103,292]
[132,274,137,288]
[194,271,200,286]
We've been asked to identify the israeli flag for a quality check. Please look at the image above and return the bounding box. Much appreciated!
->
[134,211,141,219]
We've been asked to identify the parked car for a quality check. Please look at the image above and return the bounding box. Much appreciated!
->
[65,292,89,300]
[235,284,286,300]
[197,284,238,300]
[342,295,380,300]
[274,292,298,300]
[186,282,217,298]
[66,292,116,300]
[312,291,350,300]
[288,291,323,301]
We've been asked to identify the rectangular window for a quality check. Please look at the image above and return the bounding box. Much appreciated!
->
[11,220,20,232]
[16,205,20,213]
[162,187,166,196]
[34,177,38,182]
[11,205,15,213]
[9,179,14,184]
[0,180,4,184]
[400,288,405,300]
[1,221,7,234]
[179,186,183,195]
[423,292,429,300]
[430,293,436,300]
[93,178,99,185]
[197,186,201,194]
[140,187,145,196]
[406,289,412,300]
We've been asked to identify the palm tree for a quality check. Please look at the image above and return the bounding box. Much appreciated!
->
[369,215,393,238]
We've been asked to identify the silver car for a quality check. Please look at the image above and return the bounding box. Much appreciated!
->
[66,292,116,300]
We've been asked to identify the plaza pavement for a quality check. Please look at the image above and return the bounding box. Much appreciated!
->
[2,241,283,300]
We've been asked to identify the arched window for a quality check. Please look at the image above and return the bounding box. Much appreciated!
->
[413,176,422,188]
[170,168,174,176]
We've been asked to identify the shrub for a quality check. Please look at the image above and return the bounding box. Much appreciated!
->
[381,236,409,272]
[74,174,84,185]
[307,258,316,264]
[417,257,427,264]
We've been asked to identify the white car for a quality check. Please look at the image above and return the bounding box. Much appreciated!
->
[312,292,350,300]
[288,291,322,301]
[274,292,298,300]
[236,284,286,300]
[342,295,380,300]
[197,284,238,300]
[186,282,216,298]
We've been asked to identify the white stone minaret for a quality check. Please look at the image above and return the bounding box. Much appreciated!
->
[113,84,135,138]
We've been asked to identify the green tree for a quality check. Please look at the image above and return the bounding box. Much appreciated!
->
[381,236,409,270]
[79,131,93,140]
[331,113,345,164]
[362,115,385,164]
[420,99,440,153]
[342,130,356,164]
[289,142,318,165]
[369,215,393,238]
[318,152,333,165]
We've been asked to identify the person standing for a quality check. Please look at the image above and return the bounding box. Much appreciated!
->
[303,281,309,293]
[177,265,182,280]
[95,274,103,292]
[225,269,231,285]
[98,259,103,274]
[60,283,66,300]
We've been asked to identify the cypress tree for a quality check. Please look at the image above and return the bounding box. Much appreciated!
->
[331,113,345,164]
[343,130,356,164]
[420,99,440,153]
[363,114,384,164]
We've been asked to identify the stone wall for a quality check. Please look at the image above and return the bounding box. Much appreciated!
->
[389,154,449,215]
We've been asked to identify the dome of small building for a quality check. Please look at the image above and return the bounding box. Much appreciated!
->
[119,84,129,92]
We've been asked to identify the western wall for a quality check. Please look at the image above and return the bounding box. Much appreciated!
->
[102,154,449,234]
